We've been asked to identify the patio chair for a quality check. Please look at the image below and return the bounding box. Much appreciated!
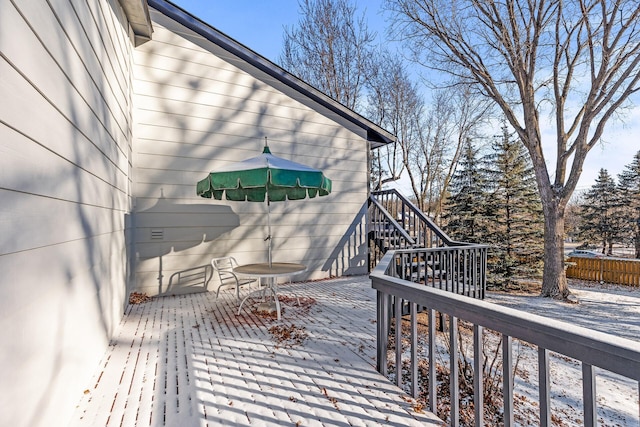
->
[211,257,258,300]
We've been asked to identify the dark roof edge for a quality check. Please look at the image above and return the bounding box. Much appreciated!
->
[147,0,395,148]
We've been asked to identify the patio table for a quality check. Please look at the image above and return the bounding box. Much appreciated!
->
[234,262,306,320]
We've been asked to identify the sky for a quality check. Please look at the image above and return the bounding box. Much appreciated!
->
[169,0,639,193]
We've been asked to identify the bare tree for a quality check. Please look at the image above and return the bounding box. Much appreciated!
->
[406,90,456,215]
[280,0,376,111]
[407,87,490,217]
[387,0,640,298]
[366,51,422,189]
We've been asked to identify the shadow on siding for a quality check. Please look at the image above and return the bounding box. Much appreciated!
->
[322,202,368,276]
[130,195,239,295]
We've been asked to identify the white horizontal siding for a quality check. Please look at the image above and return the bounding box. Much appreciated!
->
[130,9,370,295]
[0,0,133,426]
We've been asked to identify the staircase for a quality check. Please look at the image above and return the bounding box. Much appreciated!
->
[369,189,487,300]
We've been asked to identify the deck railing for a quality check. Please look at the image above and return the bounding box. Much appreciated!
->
[369,189,476,271]
[371,250,640,427]
[392,246,487,299]
[372,189,454,247]
[369,196,416,269]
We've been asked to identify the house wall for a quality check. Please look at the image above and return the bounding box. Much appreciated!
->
[0,0,133,425]
[129,9,370,296]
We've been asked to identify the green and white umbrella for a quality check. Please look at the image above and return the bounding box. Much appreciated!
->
[196,139,332,266]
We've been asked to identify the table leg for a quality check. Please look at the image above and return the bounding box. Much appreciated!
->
[266,278,281,321]
[238,277,282,321]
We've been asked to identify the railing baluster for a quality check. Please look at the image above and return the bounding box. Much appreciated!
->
[411,302,418,397]
[411,250,416,283]
[450,315,459,427]
[438,251,444,288]
[455,249,460,294]
[377,291,389,375]
[462,250,467,296]
[401,202,406,231]
[428,308,437,413]
[421,250,426,285]
[474,325,484,427]
[395,296,403,388]
[503,335,514,427]
[539,347,550,427]
[582,362,596,427]
[479,248,485,298]
[470,250,475,296]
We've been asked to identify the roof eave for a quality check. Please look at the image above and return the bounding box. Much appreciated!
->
[118,0,153,46]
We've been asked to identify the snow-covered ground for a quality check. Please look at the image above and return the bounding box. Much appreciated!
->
[391,280,640,426]
[486,281,640,426]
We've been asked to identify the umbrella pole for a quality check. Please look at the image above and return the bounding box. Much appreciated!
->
[265,136,272,268]
[267,199,272,267]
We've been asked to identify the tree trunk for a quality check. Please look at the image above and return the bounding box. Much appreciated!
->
[540,203,569,298]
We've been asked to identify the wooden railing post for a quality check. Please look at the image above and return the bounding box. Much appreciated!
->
[428,307,437,413]
[582,363,596,427]
[410,302,418,397]
[395,295,402,388]
[473,325,484,427]
[538,347,551,427]
[376,290,389,375]
[450,315,459,427]
[503,335,514,427]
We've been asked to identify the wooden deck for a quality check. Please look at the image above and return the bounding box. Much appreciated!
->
[69,276,443,426]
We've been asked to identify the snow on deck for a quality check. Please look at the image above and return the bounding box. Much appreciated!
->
[70,276,443,426]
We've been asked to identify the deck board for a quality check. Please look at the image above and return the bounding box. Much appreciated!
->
[70,276,443,426]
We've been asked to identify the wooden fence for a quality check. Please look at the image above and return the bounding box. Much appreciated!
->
[566,257,640,286]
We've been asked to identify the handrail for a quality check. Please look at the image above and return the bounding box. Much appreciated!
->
[371,250,640,426]
[372,189,458,246]
[369,196,416,246]
[368,196,417,270]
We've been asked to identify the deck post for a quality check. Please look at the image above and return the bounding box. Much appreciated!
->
[582,363,596,427]
[411,302,418,397]
[449,315,459,427]
[538,347,551,427]
[395,296,402,387]
[503,335,513,427]
[473,325,484,427]
[377,290,389,375]
[428,308,437,413]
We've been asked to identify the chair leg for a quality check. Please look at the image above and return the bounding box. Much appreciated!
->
[287,279,300,305]
[238,293,252,316]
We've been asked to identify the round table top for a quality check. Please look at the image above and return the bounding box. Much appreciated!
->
[233,262,307,277]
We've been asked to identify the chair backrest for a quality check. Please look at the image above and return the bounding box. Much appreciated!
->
[211,257,237,282]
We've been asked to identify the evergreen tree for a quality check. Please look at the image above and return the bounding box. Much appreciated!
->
[617,151,640,258]
[443,139,488,242]
[483,124,544,288]
[579,169,624,255]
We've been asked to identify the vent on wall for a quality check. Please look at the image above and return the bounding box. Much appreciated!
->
[150,229,164,240]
